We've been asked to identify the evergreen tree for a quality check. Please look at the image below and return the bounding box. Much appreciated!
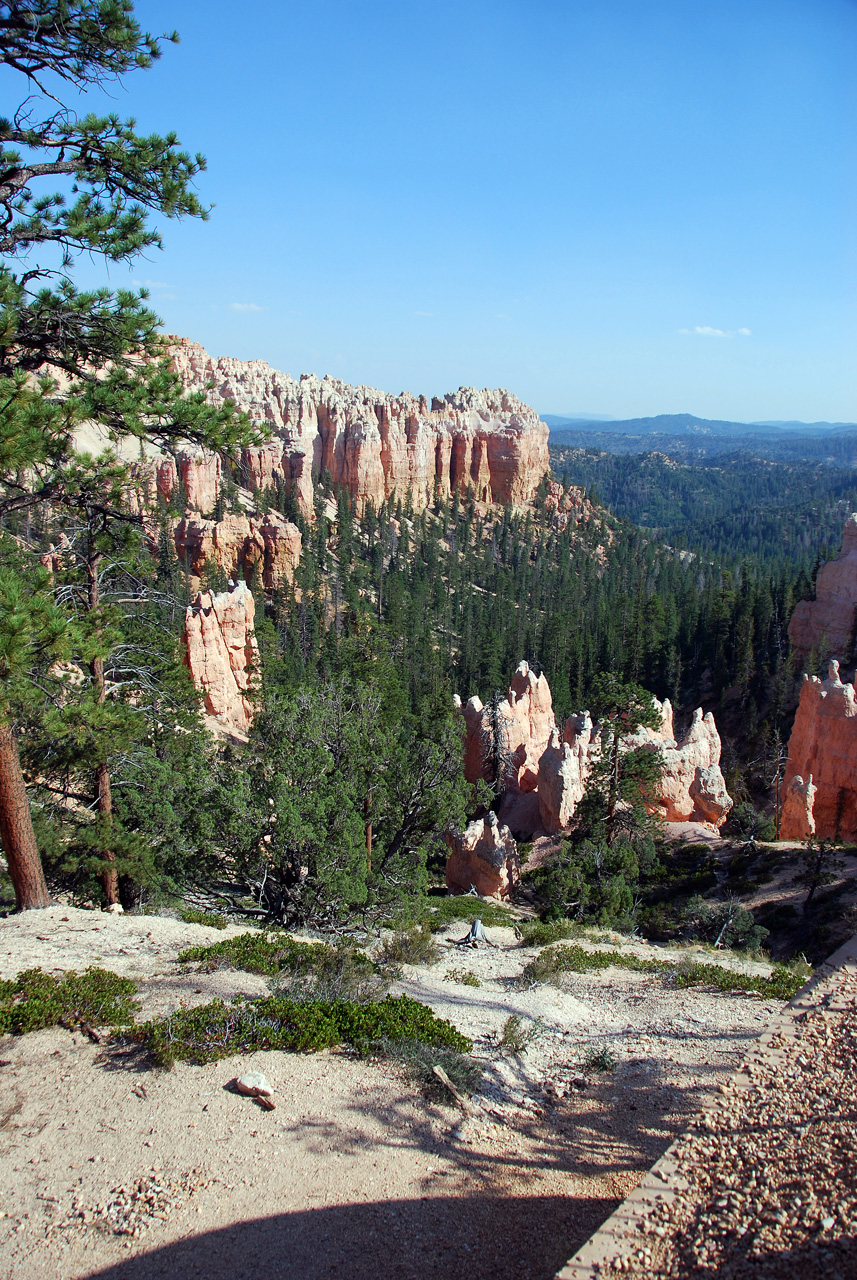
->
[0,2,256,907]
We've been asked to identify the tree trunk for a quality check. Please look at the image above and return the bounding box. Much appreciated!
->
[0,721,52,910]
[88,551,120,907]
[606,733,620,844]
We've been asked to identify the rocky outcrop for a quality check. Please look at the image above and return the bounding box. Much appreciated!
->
[444,812,520,900]
[781,660,857,840]
[538,714,596,833]
[640,703,733,828]
[173,511,301,589]
[789,514,857,670]
[780,773,817,841]
[164,337,550,519]
[462,661,556,796]
[458,663,732,840]
[183,581,259,734]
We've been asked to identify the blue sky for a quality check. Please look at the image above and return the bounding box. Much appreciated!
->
[66,0,857,420]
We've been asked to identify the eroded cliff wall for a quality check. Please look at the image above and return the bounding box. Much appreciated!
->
[789,514,857,670]
[163,337,550,519]
[782,661,857,841]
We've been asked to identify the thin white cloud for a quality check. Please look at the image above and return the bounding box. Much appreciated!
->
[230,302,264,313]
[132,278,173,289]
[413,310,434,317]
[679,325,752,338]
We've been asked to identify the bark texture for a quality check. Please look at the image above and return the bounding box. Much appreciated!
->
[0,722,52,910]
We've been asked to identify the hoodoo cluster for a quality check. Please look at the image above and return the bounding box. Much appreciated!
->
[446,661,733,899]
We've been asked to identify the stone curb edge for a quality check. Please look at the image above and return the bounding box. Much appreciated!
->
[554,933,857,1278]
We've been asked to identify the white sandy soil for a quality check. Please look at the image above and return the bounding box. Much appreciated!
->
[0,906,788,1280]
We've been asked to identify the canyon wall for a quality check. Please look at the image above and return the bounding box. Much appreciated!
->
[457,661,732,846]
[782,516,857,841]
[781,661,857,841]
[173,511,301,590]
[789,513,857,671]
[162,337,550,519]
[183,581,259,735]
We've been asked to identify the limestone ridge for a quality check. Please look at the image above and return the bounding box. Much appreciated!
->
[164,337,551,518]
[459,661,733,844]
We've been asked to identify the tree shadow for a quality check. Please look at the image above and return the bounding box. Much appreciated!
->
[83,1193,619,1280]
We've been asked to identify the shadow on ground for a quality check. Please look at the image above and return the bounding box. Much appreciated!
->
[84,1193,617,1280]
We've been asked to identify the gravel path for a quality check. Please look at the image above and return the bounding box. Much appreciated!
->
[572,952,857,1279]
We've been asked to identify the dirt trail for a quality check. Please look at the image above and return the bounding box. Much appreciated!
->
[0,907,789,1280]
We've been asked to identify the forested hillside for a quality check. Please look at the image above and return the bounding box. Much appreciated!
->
[549,446,857,573]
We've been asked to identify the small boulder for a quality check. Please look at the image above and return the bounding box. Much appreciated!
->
[235,1071,273,1097]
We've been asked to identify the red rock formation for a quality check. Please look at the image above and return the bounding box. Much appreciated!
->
[639,703,733,828]
[173,511,301,589]
[543,480,596,533]
[789,514,857,669]
[458,663,732,839]
[183,581,259,734]
[537,714,596,833]
[462,661,557,795]
[178,449,221,512]
[780,773,817,841]
[164,337,549,519]
[781,660,857,840]
[444,812,520,900]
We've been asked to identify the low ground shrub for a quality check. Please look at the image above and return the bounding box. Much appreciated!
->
[0,967,139,1036]
[179,908,229,929]
[180,932,386,1002]
[443,967,481,987]
[133,992,472,1067]
[499,1013,543,1054]
[377,1037,483,1099]
[274,942,387,1003]
[179,931,323,976]
[518,919,579,947]
[578,1044,617,1073]
[517,943,806,1001]
[378,924,440,966]
[423,896,514,932]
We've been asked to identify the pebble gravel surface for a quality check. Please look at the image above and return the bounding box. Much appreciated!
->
[594,969,857,1279]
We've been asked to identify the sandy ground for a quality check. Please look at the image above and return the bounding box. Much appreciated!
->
[0,907,790,1280]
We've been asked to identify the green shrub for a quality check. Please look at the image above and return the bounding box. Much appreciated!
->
[179,908,229,929]
[579,1044,617,1073]
[681,896,769,952]
[423,896,513,931]
[274,942,387,1003]
[133,992,471,1067]
[0,968,139,1036]
[499,1013,543,1054]
[516,943,806,1001]
[179,931,323,976]
[377,1037,483,1099]
[444,967,481,987]
[379,924,439,966]
[518,918,579,947]
[723,802,776,844]
[181,931,386,1002]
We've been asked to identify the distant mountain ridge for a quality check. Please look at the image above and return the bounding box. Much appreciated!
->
[542,412,857,436]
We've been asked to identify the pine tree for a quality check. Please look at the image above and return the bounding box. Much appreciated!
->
[0,3,257,907]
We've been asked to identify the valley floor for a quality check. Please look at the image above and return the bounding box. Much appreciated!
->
[0,908,787,1280]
